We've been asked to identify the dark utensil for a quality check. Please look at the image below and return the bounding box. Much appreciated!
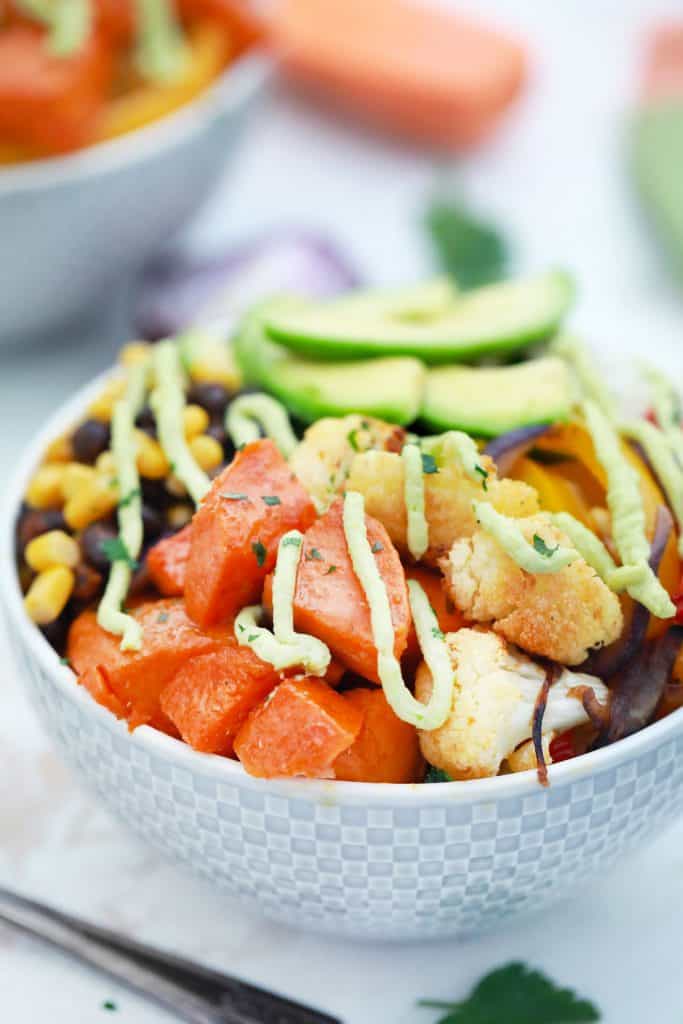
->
[0,886,341,1024]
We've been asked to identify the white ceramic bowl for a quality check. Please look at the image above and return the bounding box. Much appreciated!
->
[3,372,683,941]
[0,55,270,347]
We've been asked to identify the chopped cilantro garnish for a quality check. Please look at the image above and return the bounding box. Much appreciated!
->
[421,452,439,475]
[221,492,248,501]
[424,765,451,784]
[532,534,559,558]
[59,656,71,667]
[306,547,323,561]
[118,486,141,509]
[431,626,445,640]
[371,541,384,553]
[419,961,600,1023]
[261,495,281,506]
[238,623,245,632]
[101,1001,118,1013]
[247,633,258,643]
[251,540,267,567]
[283,536,302,548]
[475,464,489,491]
[425,195,508,290]
[347,428,361,452]
[101,536,138,570]
[157,611,169,624]
[325,565,338,575]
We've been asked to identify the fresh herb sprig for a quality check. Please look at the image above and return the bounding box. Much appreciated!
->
[425,195,509,290]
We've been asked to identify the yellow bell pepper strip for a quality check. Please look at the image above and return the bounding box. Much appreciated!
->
[96,21,230,141]
[511,456,593,527]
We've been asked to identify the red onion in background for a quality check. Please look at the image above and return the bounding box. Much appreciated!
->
[484,424,552,475]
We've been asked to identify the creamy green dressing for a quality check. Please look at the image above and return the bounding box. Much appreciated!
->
[134,0,188,83]
[474,501,578,574]
[226,393,299,459]
[402,443,429,560]
[342,490,451,730]
[150,341,211,507]
[552,335,618,419]
[583,399,674,618]
[97,363,148,651]
[15,0,91,55]
[644,365,683,462]
[551,511,647,591]
[620,418,683,556]
[234,532,331,676]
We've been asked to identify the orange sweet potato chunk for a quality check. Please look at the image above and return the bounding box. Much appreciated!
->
[147,525,192,596]
[234,676,363,778]
[333,687,424,783]
[289,499,410,684]
[160,646,279,756]
[67,598,230,730]
[184,440,316,627]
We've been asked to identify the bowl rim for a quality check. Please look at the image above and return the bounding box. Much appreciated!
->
[3,364,683,806]
[0,51,272,195]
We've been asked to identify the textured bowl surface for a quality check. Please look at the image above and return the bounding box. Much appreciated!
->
[3,373,683,941]
[0,55,270,346]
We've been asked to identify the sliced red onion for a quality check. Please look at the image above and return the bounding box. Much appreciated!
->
[532,663,557,787]
[134,230,362,340]
[484,424,552,475]
[581,505,673,679]
[607,624,683,742]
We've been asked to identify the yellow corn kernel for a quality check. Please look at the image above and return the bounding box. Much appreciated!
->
[25,530,80,572]
[87,377,126,422]
[23,566,75,625]
[189,434,223,472]
[63,478,119,531]
[62,462,98,500]
[26,464,65,509]
[119,341,151,367]
[167,504,193,529]
[165,474,187,498]
[190,348,241,390]
[134,430,170,479]
[43,434,73,464]
[183,404,210,439]
[95,450,117,477]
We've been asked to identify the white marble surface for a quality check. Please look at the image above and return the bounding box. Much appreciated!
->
[2,2,683,1021]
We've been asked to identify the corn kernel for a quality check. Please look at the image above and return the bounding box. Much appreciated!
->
[87,377,126,422]
[23,566,75,625]
[167,504,193,529]
[183,404,210,439]
[119,341,151,368]
[25,530,80,572]
[63,477,119,531]
[190,348,242,390]
[95,450,117,476]
[26,464,65,509]
[43,434,73,464]
[62,462,97,500]
[134,430,169,479]
[165,474,187,498]
[189,434,223,472]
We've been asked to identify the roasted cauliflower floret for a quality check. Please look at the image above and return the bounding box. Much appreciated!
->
[290,415,404,512]
[346,449,538,566]
[415,628,609,780]
[440,513,623,665]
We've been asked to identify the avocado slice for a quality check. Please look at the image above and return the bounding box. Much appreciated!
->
[233,304,425,425]
[263,270,574,365]
[420,356,573,437]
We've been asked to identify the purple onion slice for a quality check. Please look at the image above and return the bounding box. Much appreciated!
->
[606,624,683,743]
[134,230,362,340]
[484,424,552,475]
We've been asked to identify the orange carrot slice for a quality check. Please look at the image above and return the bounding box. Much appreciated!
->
[234,676,363,778]
[333,687,424,783]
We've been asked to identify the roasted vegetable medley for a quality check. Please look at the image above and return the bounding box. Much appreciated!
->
[16,274,683,784]
[0,0,261,161]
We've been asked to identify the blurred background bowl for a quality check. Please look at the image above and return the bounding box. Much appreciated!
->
[0,53,270,348]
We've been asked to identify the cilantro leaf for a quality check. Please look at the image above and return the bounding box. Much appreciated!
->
[371,541,384,553]
[424,765,451,784]
[431,626,445,640]
[221,492,248,501]
[425,195,508,290]
[325,565,338,575]
[101,1000,118,1012]
[421,452,439,475]
[475,464,489,491]
[261,495,281,506]
[420,962,600,1023]
[251,540,267,567]
[101,536,138,570]
[118,486,141,509]
[156,611,169,624]
[283,536,302,548]
[59,656,71,667]
[533,534,559,558]
[347,429,361,452]
[305,547,324,561]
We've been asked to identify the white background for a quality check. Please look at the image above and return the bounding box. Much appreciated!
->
[2,2,683,1021]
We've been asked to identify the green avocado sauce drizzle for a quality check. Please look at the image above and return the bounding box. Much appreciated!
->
[226,393,299,459]
[402,443,429,560]
[423,429,488,485]
[343,490,452,730]
[474,502,578,574]
[234,532,331,675]
[150,341,211,507]
[550,511,646,590]
[97,363,148,651]
[15,0,91,56]
[583,399,674,617]
[620,418,683,556]
[552,334,618,419]
[644,365,683,463]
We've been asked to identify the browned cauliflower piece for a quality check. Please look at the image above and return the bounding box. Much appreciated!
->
[290,415,404,512]
[416,628,609,780]
[440,513,623,665]
[346,449,538,566]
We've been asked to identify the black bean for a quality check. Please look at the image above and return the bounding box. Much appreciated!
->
[141,478,172,509]
[16,506,67,554]
[206,422,229,450]
[187,383,230,419]
[135,405,157,437]
[40,612,71,652]
[142,503,163,540]
[80,521,118,572]
[72,563,104,603]
[71,419,110,464]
